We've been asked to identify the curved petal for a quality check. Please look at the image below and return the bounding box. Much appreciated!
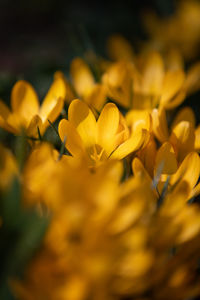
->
[54,71,75,104]
[110,129,147,160]
[151,108,169,143]
[107,34,135,61]
[40,77,66,122]
[155,142,177,175]
[0,100,15,133]
[160,70,185,106]
[170,152,200,190]
[70,57,95,97]
[11,80,39,121]
[40,98,64,135]
[163,91,186,110]
[68,99,97,148]
[137,136,157,177]
[107,34,134,61]
[97,103,120,155]
[171,106,196,129]
[170,121,195,161]
[0,144,18,189]
[58,119,84,157]
[142,51,164,96]
[102,61,134,108]
[85,84,107,111]
[184,62,200,95]
[126,109,152,133]
[132,157,152,186]
[190,182,200,199]
[26,115,43,138]
[195,125,200,151]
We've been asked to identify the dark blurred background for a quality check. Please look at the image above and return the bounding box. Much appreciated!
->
[0,0,176,98]
[1,0,200,121]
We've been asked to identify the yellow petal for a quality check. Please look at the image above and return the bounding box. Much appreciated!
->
[97,103,120,155]
[0,144,18,189]
[170,152,200,189]
[68,99,97,148]
[142,52,164,96]
[163,91,186,110]
[132,157,152,186]
[110,129,147,160]
[11,80,39,122]
[190,182,200,199]
[126,109,152,133]
[0,99,10,121]
[54,71,75,103]
[58,119,84,157]
[40,98,64,135]
[171,106,196,129]
[174,205,200,244]
[155,142,177,175]
[85,84,106,111]
[184,62,200,94]
[39,77,66,122]
[151,108,169,143]
[170,121,195,161]
[70,57,95,97]
[119,250,154,277]
[136,135,157,177]
[165,48,184,71]
[26,115,43,138]
[195,125,200,151]
[102,61,134,108]
[162,181,190,215]
[0,100,15,133]
[160,70,185,106]
[107,34,135,61]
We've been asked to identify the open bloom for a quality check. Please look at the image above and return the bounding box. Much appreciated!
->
[58,99,149,167]
[133,140,200,200]
[104,38,200,111]
[102,52,186,110]
[0,76,66,136]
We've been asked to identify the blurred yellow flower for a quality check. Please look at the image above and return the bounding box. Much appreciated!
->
[0,144,18,190]
[70,57,106,111]
[143,0,200,60]
[0,76,66,136]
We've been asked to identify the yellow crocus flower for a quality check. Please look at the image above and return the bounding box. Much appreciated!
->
[104,38,200,111]
[0,76,66,136]
[143,0,200,60]
[102,51,187,110]
[58,99,148,166]
[152,106,198,162]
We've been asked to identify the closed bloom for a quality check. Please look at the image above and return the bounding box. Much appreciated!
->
[70,57,106,111]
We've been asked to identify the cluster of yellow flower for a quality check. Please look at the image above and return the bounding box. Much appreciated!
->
[143,0,200,61]
[1,3,200,299]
